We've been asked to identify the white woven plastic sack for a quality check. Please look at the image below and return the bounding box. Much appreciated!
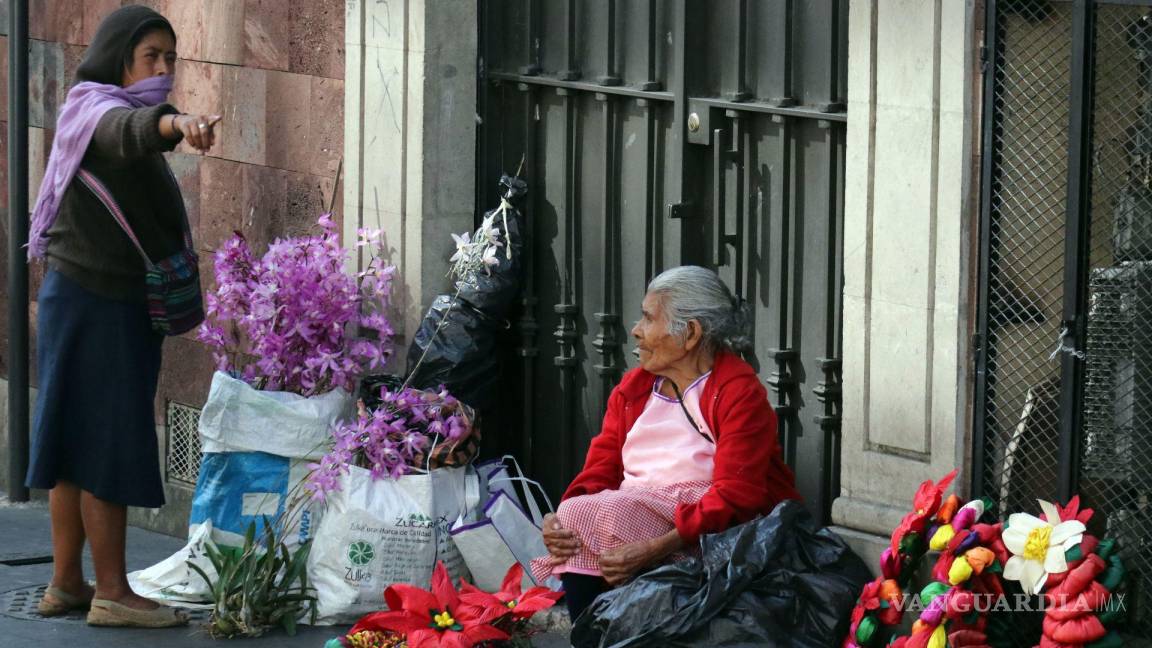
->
[198,371,354,459]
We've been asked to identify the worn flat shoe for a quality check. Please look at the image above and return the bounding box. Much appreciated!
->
[86,598,189,628]
[37,584,95,617]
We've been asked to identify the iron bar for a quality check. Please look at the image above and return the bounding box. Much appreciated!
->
[732,0,751,101]
[491,72,672,101]
[643,98,661,281]
[600,0,621,86]
[642,0,662,91]
[521,0,540,75]
[561,0,580,80]
[1057,0,1096,503]
[713,127,728,266]
[553,88,580,478]
[972,0,999,500]
[772,0,797,107]
[7,0,31,502]
[517,84,539,472]
[593,94,621,411]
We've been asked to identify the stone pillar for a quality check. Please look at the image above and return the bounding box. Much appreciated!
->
[833,0,980,560]
[343,0,477,346]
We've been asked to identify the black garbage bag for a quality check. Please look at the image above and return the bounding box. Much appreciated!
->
[404,175,526,410]
[571,500,871,648]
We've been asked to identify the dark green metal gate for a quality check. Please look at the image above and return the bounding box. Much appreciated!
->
[477,0,847,524]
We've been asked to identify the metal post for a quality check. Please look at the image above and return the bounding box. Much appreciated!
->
[972,0,1000,500]
[7,0,31,502]
[1058,0,1095,503]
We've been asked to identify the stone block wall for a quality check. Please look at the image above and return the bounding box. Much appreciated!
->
[0,0,346,524]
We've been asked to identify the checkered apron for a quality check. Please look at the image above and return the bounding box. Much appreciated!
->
[530,480,712,581]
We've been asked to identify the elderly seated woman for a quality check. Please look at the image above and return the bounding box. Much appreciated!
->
[531,266,800,621]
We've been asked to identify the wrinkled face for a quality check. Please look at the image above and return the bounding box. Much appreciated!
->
[122,29,177,87]
[631,293,694,375]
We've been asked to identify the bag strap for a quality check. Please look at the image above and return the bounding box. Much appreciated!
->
[76,168,154,269]
[76,167,196,266]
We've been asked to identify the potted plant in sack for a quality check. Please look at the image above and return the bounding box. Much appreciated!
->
[302,177,525,624]
[189,209,397,557]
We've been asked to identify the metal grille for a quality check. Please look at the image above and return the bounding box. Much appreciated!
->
[980,0,1072,518]
[165,401,203,486]
[980,1,1152,642]
[1083,5,1152,640]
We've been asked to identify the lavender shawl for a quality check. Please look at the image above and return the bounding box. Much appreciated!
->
[26,73,173,260]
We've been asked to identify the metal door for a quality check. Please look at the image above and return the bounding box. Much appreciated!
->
[477,0,847,524]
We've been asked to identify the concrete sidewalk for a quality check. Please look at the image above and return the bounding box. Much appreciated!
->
[0,495,569,647]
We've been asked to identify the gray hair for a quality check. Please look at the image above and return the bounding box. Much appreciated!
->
[646,266,752,353]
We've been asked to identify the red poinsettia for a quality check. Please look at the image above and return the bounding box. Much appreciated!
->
[351,563,509,648]
[890,469,958,553]
[459,564,563,620]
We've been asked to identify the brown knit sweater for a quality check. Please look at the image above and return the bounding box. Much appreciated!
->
[45,103,188,301]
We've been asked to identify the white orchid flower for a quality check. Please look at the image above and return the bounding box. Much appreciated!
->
[1001,500,1086,595]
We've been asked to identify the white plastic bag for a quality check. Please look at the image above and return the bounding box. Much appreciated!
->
[306,465,473,625]
[127,522,217,607]
[198,371,354,458]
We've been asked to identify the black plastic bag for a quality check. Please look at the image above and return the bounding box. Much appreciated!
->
[452,174,527,317]
[404,175,526,410]
[571,500,871,648]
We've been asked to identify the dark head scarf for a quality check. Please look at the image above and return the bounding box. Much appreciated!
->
[26,5,177,259]
[76,5,176,86]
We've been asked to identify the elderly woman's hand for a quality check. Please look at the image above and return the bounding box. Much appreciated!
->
[599,530,684,586]
[542,513,581,565]
[598,541,657,585]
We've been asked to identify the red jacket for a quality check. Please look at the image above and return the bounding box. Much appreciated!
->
[562,351,801,545]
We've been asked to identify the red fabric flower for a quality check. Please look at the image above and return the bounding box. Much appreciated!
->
[1042,613,1107,644]
[459,564,563,620]
[891,469,958,553]
[350,563,509,648]
[947,629,992,648]
[1043,495,1095,526]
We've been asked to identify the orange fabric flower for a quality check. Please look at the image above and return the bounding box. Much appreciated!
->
[936,494,961,524]
[964,547,996,574]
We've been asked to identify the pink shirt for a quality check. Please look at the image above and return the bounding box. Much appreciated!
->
[621,372,716,488]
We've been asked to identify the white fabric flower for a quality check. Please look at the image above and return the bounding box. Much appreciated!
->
[1002,500,1086,595]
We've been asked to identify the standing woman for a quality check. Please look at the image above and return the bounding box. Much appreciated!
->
[25,5,220,628]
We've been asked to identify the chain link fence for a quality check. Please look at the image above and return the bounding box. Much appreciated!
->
[984,0,1150,642]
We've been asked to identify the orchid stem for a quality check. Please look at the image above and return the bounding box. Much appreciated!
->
[400,287,461,393]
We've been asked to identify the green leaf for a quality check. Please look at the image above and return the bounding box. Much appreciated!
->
[281,612,298,636]
[244,521,257,551]
[188,563,216,596]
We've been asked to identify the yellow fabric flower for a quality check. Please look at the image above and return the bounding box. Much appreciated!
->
[927,625,947,648]
[1002,500,1086,595]
[929,524,955,551]
[433,610,456,628]
[948,555,974,585]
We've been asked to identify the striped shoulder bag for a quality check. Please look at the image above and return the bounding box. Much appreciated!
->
[76,168,205,335]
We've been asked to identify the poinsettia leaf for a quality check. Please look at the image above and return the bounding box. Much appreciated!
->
[463,623,510,644]
[350,610,428,636]
[430,562,460,610]
[500,563,525,597]
[386,583,440,614]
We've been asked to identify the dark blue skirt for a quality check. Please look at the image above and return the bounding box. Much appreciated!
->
[26,269,166,508]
